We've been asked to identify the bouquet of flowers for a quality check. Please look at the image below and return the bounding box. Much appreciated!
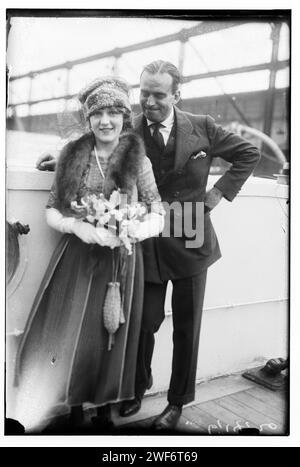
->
[71,189,147,255]
[71,190,148,350]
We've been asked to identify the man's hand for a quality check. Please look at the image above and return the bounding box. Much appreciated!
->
[204,187,223,212]
[36,154,56,171]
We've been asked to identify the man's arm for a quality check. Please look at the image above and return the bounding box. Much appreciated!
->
[206,116,261,202]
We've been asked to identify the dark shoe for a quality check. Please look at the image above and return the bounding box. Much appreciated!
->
[119,398,141,417]
[147,374,153,390]
[91,404,115,432]
[45,405,84,433]
[69,405,84,427]
[152,404,182,431]
[119,374,153,417]
[43,414,82,434]
[91,416,115,432]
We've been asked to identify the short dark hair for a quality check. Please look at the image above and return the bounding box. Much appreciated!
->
[141,60,182,94]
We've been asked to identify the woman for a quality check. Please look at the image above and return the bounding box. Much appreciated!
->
[15,77,164,433]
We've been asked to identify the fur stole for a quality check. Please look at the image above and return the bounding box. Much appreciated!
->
[54,131,145,214]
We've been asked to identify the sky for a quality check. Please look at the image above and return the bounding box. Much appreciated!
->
[6,16,290,116]
[7,17,200,75]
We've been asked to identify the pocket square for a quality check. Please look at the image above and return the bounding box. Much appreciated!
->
[192,150,207,159]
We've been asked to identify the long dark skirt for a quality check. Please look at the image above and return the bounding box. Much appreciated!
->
[15,234,144,416]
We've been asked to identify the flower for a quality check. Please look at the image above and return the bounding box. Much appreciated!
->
[108,190,122,209]
[81,190,148,254]
[97,212,112,226]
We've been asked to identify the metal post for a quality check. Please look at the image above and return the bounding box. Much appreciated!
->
[112,48,122,76]
[177,30,188,109]
[178,31,188,74]
[64,65,71,111]
[27,74,34,131]
[263,23,282,137]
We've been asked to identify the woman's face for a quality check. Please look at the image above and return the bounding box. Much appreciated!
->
[89,108,124,144]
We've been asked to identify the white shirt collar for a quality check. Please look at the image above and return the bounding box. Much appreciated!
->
[146,106,174,129]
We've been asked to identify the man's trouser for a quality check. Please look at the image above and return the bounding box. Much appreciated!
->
[135,269,207,406]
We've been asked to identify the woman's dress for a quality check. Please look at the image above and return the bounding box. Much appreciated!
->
[15,149,161,417]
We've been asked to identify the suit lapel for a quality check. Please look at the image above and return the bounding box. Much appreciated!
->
[174,107,199,171]
[133,113,162,162]
[133,109,199,174]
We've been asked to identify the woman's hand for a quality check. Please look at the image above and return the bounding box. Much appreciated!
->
[72,221,101,244]
[96,227,121,249]
[127,213,164,242]
[126,219,140,240]
[46,208,119,247]
[60,219,120,247]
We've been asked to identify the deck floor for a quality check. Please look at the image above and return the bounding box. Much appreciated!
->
[119,386,287,435]
[112,371,288,436]
[36,370,288,436]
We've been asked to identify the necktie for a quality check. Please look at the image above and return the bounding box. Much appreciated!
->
[150,123,165,151]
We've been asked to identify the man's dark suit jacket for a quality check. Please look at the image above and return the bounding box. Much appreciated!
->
[133,106,260,283]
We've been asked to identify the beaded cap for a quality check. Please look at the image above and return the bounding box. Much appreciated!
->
[78,76,131,118]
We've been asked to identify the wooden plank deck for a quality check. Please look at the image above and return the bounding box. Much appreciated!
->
[37,371,288,436]
[113,373,288,436]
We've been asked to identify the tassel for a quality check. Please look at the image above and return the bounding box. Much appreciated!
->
[108,334,115,352]
[103,282,122,351]
[119,306,125,324]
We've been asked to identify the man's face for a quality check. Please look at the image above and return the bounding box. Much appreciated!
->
[139,71,180,123]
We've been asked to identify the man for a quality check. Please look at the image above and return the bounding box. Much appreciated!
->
[37,60,260,431]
